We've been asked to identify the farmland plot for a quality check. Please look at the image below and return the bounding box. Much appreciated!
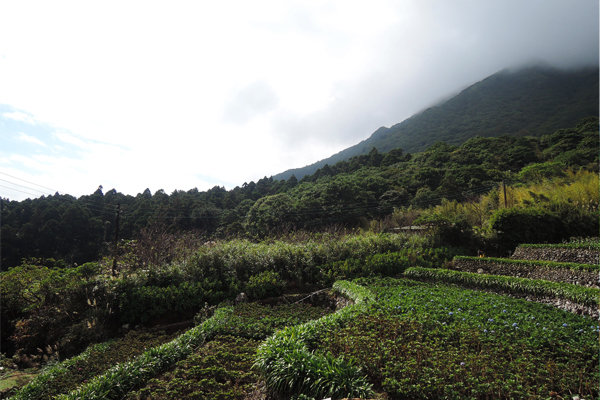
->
[321,277,598,399]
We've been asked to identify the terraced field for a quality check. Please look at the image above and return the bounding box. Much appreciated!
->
[6,242,598,399]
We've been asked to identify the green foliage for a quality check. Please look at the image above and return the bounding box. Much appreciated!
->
[454,255,600,272]
[182,232,426,287]
[55,301,331,400]
[244,271,285,301]
[519,240,600,251]
[0,261,117,360]
[320,277,599,399]
[404,267,599,307]
[319,247,464,284]
[117,281,228,324]
[9,331,176,400]
[255,281,374,399]
[518,161,566,182]
[325,311,596,399]
[56,307,235,400]
[489,206,598,250]
[125,336,260,400]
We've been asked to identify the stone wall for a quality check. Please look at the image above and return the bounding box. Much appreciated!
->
[511,247,599,265]
[452,258,599,289]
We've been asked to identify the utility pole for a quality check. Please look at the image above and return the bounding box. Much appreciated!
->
[112,203,120,277]
[502,178,508,208]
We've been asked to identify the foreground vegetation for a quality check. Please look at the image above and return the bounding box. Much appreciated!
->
[322,277,598,399]
[3,239,598,399]
[8,302,332,400]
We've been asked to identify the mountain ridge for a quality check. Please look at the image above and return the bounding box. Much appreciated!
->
[273,65,599,181]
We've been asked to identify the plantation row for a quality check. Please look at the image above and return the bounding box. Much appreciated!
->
[451,256,599,288]
[7,262,598,399]
[8,302,333,400]
[4,237,598,398]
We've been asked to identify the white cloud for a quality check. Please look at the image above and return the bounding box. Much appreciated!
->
[3,111,36,125]
[53,132,89,149]
[0,0,597,201]
[17,132,45,146]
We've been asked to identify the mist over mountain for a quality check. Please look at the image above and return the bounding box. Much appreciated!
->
[273,65,599,181]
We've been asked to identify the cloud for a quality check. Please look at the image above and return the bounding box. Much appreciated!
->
[222,81,279,125]
[0,0,597,201]
[17,132,45,146]
[2,111,36,125]
[53,132,89,149]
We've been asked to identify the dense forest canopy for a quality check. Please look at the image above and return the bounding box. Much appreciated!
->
[1,117,598,270]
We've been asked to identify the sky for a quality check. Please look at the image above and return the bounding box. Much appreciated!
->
[0,0,598,202]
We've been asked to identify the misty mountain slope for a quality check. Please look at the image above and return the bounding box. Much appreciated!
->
[273,66,599,181]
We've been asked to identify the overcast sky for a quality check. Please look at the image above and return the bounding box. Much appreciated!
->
[1,0,598,201]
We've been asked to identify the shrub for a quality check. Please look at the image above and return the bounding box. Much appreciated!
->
[244,271,285,300]
[489,207,561,249]
[117,281,230,324]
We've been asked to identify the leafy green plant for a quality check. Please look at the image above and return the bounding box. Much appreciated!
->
[55,307,235,400]
[404,266,599,307]
[454,256,600,272]
[244,271,285,300]
[54,301,332,400]
[9,331,177,400]
[125,335,260,400]
[255,281,374,399]
[319,247,464,284]
[519,241,600,251]
[325,276,599,399]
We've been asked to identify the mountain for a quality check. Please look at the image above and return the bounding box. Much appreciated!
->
[273,65,599,181]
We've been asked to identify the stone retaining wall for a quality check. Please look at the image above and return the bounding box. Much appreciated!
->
[511,246,599,265]
[452,258,599,288]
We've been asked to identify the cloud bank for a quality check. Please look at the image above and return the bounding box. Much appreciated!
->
[0,0,597,200]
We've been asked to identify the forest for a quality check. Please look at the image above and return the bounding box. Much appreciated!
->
[1,116,598,270]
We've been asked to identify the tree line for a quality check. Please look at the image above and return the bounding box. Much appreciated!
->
[1,116,598,270]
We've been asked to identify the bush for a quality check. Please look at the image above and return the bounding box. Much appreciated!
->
[489,207,561,249]
[490,206,599,251]
[319,247,465,284]
[245,271,285,300]
[117,281,230,324]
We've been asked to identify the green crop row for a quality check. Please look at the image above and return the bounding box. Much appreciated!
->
[55,307,234,400]
[8,341,114,400]
[519,242,600,251]
[327,277,599,399]
[454,256,600,272]
[125,335,260,400]
[27,301,332,400]
[9,331,178,400]
[254,281,375,400]
[404,267,599,307]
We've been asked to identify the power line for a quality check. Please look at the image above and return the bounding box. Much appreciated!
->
[0,171,62,193]
[0,178,56,195]
[0,184,41,197]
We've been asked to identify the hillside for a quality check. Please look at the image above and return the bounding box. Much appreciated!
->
[273,65,599,181]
